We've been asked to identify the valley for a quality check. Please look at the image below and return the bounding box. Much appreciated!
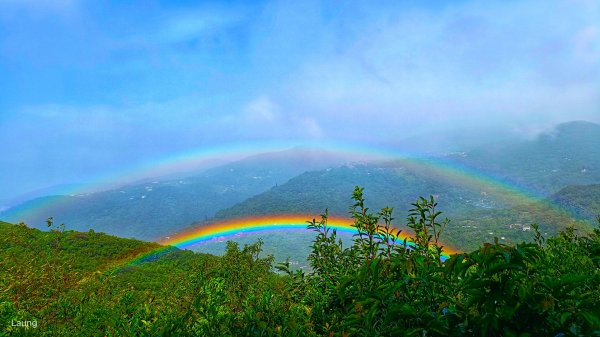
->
[2,121,599,261]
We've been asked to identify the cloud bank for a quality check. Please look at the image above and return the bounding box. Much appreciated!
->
[0,0,598,203]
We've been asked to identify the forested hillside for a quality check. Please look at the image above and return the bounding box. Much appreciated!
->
[450,121,600,194]
[210,162,593,252]
[0,149,352,241]
[213,163,494,220]
[2,190,600,336]
[551,184,600,221]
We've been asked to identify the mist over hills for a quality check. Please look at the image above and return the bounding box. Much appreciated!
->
[551,184,600,221]
[0,148,359,240]
[214,121,600,216]
[1,121,599,248]
[450,121,600,194]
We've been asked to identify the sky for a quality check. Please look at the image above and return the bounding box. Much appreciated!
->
[0,0,599,206]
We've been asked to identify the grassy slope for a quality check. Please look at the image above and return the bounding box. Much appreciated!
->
[2,211,599,336]
[0,221,226,336]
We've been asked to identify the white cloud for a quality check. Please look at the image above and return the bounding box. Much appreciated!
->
[235,96,324,140]
[242,96,280,123]
[294,116,323,138]
[268,0,600,137]
[574,25,600,64]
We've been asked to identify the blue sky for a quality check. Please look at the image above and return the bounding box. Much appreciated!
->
[0,0,598,205]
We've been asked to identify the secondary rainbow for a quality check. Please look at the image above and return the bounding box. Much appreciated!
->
[4,140,574,228]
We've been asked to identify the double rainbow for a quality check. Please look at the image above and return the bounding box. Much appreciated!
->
[3,141,570,269]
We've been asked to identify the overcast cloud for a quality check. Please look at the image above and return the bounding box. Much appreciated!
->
[0,0,598,205]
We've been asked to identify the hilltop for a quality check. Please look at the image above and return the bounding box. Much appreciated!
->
[0,148,355,241]
[1,121,599,251]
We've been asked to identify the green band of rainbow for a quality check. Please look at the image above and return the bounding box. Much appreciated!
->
[103,215,459,273]
[4,141,571,226]
[158,215,459,259]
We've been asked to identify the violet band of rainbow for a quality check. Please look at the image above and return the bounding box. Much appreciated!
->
[158,215,459,259]
[111,215,460,272]
[7,141,573,225]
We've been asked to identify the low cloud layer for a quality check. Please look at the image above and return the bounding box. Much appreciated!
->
[0,0,598,204]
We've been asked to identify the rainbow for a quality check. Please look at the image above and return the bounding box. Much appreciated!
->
[159,215,357,248]
[3,141,574,230]
[157,215,460,258]
[3,140,545,200]
[108,214,459,272]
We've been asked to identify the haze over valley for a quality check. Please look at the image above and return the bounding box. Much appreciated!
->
[2,120,599,258]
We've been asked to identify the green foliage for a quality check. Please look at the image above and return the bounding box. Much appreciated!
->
[2,186,600,336]
[280,187,600,336]
[551,184,600,221]
[0,148,348,242]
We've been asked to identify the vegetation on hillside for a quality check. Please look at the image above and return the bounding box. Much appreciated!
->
[0,148,352,241]
[551,184,600,221]
[213,164,594,252]
[4,121,599,246]
[2,187,600,336]
[452,121,600,195]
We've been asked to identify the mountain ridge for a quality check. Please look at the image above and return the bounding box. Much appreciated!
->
[0,148,358,240]
[2,121,598,245]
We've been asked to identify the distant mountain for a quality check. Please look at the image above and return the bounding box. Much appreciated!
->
[3,121,598,246]
[550,184,600,221]
[449,121,600,194]
[212,161,517,221]
[0,148,358,240]
[0,183,89,211]
[210,121,600,251]
[209,161,594,252]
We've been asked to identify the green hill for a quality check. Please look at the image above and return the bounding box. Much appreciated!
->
[207,162,592,252]
[212,162,512,220]
[2,188,600,336]
[0,148,353,241]
[551,184,600,221]
[451,121,600,194]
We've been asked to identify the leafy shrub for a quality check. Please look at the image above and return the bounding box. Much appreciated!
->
[2,187,599,336]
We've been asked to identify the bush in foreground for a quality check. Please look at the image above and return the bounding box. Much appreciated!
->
[1,187,599,336]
